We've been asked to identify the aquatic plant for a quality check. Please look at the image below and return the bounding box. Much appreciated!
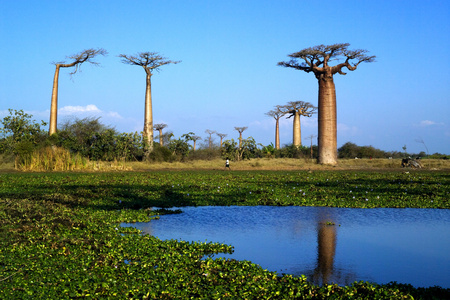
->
[0,171,449,298]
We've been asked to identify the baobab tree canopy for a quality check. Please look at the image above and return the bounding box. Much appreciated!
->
[278,43,375,79]
[118,52,180,74]
[278,43,375,165]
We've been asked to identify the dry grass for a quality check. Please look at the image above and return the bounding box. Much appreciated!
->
[2,154,449,172]
[129,158,450,171]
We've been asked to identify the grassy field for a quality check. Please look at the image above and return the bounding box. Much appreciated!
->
[2,155,449,172]
[1,167,449,298]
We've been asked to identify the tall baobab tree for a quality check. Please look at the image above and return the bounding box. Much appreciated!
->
[49,48,107,135]
[234,126,248,149]
[283,101,317,147]
[216,133,227,147]
[278,43,375,165]
[192,136,202,151]
[205,129,216,149]
[154,123,168,146]
[265,105,286,150]
[119,52,180,156]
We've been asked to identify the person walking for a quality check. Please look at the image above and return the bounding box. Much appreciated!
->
[225,158,231,170]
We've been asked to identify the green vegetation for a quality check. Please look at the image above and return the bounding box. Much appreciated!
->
[3,109,448,172]
[1,171,449,298]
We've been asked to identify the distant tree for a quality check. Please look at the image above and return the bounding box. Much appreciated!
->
[221,137,260,161]
[338,142,388,159]
[216,133,227,147]
[0,109,47,156]
[56,117,115,160]
[167,138,190,159]
[191,136,202,151]
[234,126,248,149]
[119,52,180,157]
[154,123,168,146]
[306,134,317,159]
[205,129,216,149]
[282,101,316,147]
[279,43,375,165]
[265,105,286,150]
[338,142,359,159]
[49,48,107,135]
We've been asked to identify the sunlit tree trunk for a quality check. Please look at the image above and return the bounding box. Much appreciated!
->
[275,119,280,149]
[49,65,61,135]
[239,132,243,149]
[318,76,337,165]
[143,71,154,154]
[293,111,301,147]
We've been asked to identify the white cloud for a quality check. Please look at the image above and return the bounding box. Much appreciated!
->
[418,120,444,127]
[59,104,101,115]
[56,104,123,120]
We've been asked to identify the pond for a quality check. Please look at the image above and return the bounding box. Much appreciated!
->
[122,206,450,288]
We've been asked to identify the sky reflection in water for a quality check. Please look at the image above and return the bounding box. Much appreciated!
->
[123,206,450,288]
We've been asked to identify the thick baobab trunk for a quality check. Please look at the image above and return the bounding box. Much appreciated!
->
[49,65,61,135]
[317,77,337,165]
[143,72,154,154]
[275,119,280,149]
[293,112,301,147]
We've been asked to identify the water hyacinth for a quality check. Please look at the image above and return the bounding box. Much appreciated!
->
[0,170,449,298]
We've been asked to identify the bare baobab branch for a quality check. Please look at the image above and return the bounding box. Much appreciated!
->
[49,48,107,135]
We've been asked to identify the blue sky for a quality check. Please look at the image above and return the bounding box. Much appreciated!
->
[1,0,449,154]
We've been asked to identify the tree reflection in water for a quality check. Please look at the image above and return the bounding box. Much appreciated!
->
[313,220,337,285]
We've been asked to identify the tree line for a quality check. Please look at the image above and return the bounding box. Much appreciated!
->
[2,108,444,169]
[42,43,378,166]
[4,43,395,166]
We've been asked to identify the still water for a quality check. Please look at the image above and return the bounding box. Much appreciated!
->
[122,206,450,288]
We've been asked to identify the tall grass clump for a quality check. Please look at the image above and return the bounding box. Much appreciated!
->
[17,146,88,171]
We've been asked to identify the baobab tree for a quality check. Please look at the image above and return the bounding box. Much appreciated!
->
[265,105,286,150]
[205,129,216,149]
[283,101,317,147]
[191,135,202,151]
[154,123,168,146]
[181,132,201,150]
[118,52,180,156]
[234,126,248,149]
[216,133,227,147]
[49,48,107,135]
[278,43,375,165]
